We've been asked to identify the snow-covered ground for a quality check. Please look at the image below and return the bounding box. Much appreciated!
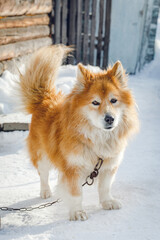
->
[0,18,160,240]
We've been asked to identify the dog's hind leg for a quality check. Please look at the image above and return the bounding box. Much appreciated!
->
[37,156,52,199]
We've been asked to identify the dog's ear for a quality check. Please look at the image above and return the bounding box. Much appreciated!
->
[77,63,92,88]
[110,61,128,87]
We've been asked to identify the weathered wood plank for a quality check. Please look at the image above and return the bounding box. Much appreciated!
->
[97,0,104,67]
[0,25,50,45]
[90,0,97,65]
[0,14,50,29]
[82,0,90,65]
[76,0,82,63]
[0,53,32,75]
[68,0,76,64]
[1,123,29,132]
[103,0,112,68]
[68,0,76,45]
[0,61,3,74]
[0,0,52,16]
[50,1,55,43]
[61,0,68,45]
[54,0,61,44]
[0,37,52,61]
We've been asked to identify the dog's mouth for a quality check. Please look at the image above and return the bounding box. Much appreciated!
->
[106,126,112,129]
[104,125,116,131]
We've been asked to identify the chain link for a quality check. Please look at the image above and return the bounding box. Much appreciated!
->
[0,199,60,212]
[82,158,104,186]
[0,158,104,212]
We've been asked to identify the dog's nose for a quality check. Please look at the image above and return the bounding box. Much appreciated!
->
[104,114,114,125]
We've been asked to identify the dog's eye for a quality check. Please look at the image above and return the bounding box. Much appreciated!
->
[110,98,117,104]
[92,100,100,106]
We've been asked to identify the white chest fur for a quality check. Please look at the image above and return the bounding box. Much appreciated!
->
[67,126,126,175]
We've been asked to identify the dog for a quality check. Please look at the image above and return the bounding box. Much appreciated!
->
[19,45,139,221]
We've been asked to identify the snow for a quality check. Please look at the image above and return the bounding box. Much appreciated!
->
[0,18,160,240]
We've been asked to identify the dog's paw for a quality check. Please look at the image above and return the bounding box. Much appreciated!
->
[102,199,122,210]
[40,187,52,199]
[70,210,88,221]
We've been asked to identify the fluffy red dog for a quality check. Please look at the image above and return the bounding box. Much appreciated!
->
[19,45,139,221]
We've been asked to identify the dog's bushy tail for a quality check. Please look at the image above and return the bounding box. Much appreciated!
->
[19,44,72,114]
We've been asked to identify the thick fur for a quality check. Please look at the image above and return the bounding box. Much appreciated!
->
[19,45,139,221]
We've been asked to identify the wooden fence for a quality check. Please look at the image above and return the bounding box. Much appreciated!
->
[0,0,112,74]
[51,0,112,68]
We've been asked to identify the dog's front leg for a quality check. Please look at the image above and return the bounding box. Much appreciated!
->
[98,165,122,210]
[58,171,88,221]
[69,194,87,221]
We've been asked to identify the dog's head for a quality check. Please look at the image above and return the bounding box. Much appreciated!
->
[73,61,134,131]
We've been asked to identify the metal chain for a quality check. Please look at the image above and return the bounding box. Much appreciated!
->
[0,158,104,213]
[0,199,60,212]
[82,158,104,186]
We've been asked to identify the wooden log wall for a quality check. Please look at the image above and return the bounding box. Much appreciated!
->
[0,0,53,74]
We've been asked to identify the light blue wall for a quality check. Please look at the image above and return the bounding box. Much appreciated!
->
[108,0,148,73]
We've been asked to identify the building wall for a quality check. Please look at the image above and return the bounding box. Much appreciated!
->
[108,0,160,74]
[145,0,160,63]
[0,0,159,75]
[0,0,52,75]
